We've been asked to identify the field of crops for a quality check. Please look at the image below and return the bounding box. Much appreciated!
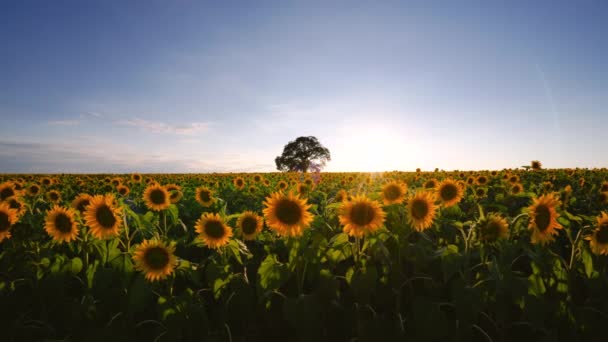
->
[1,167,608,341]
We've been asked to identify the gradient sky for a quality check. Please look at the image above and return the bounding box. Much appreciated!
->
[1,0,607,173]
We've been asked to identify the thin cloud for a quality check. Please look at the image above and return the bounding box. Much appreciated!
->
[48,120,80,126]
[116,118,209,135]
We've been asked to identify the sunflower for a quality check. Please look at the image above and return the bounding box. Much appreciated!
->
[195,186,215,207]
[111,178,122,187]
[263,179,270,187]
[165,184,183,203]
[466,176,475,185]
[381,181,407,205]
[527,193,563,245]
[339,195,385,237]
[27,183,41,196]
[263,191,314,237]
[41,177,52,186]
[131,173,143,183]
[0,202,18,242]
[46,190,62,204]
[253,174,263,183]
[601,181,608,193]
[277,180,288,191]
[478,213,509,243]
[586,212,608,255]
[511,183,524,195]
[406,191,438,232]
[195,213,233,249]
[44,206,79,243]
[237,211,264,240]
[84,195,122,239]
[423,179,437,190]
[436,178,463,207]
[133,239,178,281]
[71,193,92,214]
[5,196,27,218]
[475,187,487,198]
[115,185,129,196]
[0,182,18,201]
[143,184,171,211]
[508,174,520,184]
[599,192,608,205]
[233,177,245,190]
[476,175,488,186]
[334,189,349,203]
[531,160,542,171]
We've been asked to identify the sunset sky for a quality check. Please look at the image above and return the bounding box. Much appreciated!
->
[1,0,607,173]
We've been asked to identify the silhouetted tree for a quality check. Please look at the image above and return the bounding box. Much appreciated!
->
[275,136,331,172]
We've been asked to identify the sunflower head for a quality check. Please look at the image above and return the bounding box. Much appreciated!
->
[237,211,264,240]
[143,184,171,211]
[0,182,19,201]
[165,184,183,203]
[133,239,178,281]
[233,177,245,190]
[475,187,488,198]
[528,193,563,245]
[0,202,18,242]
[195,213,233,249]
[436,178,463,207]
[406,191,438,232]
[476,175,488,186]
[117,185,130,196]
[131,173,143,183]
[586,212,608,255]
[508,175,520,184]
[478,213,509,243]
[599,192,608,205]
[5,196,27,218]
[28,183,41,196]
[84,195,122,240]
[195,186,215,207]
[381,181,407,205]
[46,190,62,204]
[511,183,524,195]
[334,189,349,203]
[601,182,608,193]
[339,195,385,237]
[253,174,262,183]
[263,191,313,237]
[423,179,437,190]
[44,206,79,243]
[72,193,92,214]
[277,180,288,190]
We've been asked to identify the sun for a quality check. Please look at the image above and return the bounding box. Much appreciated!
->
[329,123,417,172]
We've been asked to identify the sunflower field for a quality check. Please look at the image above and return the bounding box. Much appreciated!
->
[2,166,608,341]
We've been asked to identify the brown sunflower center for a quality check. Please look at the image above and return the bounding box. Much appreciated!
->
[9,199,22,211]
[512,185,522,194]
[96,205,117,229]
[50,192,59,201]
[236,179,244,187]
[119,187,128,195]
[424,181,435,189]
[483,220,502,242]
[1,187,15,200]
[596,223,608,244]
[440,184,458,202]
[602,184,608,192]
[54,213,73,233]
[43,179,51,185]
[170,191,181,200]
[76,199,90,212]
[349,202,376,226]
[241,216,259,235]
[204,220,226,239]
[411,199,429,220]
[600,193,608,203]
[279,182,287,189]
[509,176,517,183]
[143,247,170,270]
[476,188,486,197]
[199,190,211,202]
[478,177,487,185]
[0,212,11,232]
[383,185,402,201]
[254,175,261,182]
[275,199,303,225]
[534,205,551,232]
[30,185,40,194]
[149,189,167,205]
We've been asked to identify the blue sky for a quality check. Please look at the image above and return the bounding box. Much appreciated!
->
[1,0,607,173]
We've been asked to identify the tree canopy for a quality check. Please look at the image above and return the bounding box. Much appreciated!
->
[275,136,331,172]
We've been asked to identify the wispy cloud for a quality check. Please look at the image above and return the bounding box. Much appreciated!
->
[116,118,209,135]
[80,111,103,118]
[48,120,80,126]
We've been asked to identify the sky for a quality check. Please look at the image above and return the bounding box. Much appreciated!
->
[1,0,607,173]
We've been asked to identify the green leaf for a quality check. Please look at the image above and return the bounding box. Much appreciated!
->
[257,254,289,292]
[581,248,595,278]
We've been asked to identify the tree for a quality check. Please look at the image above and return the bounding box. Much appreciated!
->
[275,136,331,172]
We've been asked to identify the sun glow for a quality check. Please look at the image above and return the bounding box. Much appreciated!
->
[328,124,418,172]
